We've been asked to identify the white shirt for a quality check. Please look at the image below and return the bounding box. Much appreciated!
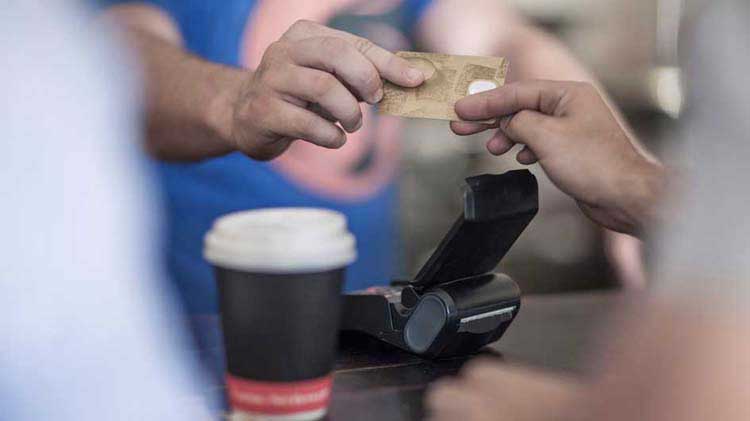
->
[0,1,214,419]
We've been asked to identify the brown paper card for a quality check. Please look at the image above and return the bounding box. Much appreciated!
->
[378,52,508,122]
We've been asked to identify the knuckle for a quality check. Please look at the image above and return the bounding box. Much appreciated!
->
[264,40,284,57]
[502,111,539,136]
[258,43,290,77]
[319,36,347,52]
[311,73,336,97]
[385,54,404,73]
[258,65,287,89]
[286,19,312,36]
[352,36,374,55]
[508,111,531,131]
[360,68,381,94]
[515,109,539,125]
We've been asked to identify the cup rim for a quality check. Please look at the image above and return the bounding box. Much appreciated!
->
[204,207,357,273]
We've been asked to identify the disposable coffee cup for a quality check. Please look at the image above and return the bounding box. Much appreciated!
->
[204,208,356,420]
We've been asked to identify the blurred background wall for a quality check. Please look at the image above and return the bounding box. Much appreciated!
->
[397,0,684,293]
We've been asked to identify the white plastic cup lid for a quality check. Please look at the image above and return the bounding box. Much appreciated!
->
[204,208,357,273]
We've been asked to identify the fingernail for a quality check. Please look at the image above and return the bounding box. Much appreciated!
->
[373,88,384,103]
[499,116,512,130]
[353,117,363,131]
[407,67,423,83]
[337,132,347,147]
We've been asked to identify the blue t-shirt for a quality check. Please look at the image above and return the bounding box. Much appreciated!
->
[98,0,433,313]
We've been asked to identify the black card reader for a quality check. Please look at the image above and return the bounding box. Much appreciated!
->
[341,170,538,358]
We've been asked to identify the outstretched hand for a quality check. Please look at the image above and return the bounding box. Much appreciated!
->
[452,81,664,234]
[232,19,425,160]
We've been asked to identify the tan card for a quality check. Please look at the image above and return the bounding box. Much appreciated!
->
[378,52,508,121]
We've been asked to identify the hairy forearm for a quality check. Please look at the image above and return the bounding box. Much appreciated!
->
[119,27,245,161]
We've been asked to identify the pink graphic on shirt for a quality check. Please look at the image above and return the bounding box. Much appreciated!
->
[241,0,408,201]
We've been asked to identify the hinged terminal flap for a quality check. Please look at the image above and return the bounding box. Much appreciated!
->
[411,170,538,291]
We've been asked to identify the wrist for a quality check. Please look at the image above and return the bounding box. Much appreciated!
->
[616,157,668,233]
[203,65,248,155]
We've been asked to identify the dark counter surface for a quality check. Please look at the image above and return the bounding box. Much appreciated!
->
[191,291,624,420]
